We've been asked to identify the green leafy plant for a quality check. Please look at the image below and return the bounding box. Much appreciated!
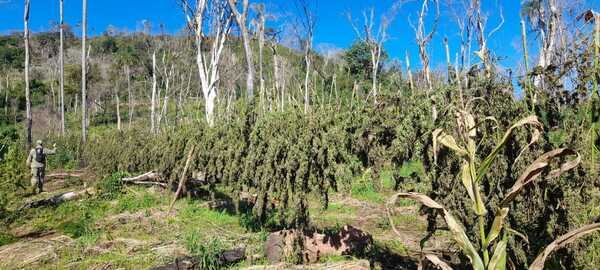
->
[388,114,595,269]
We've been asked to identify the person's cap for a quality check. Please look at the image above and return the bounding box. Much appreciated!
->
[36,140,43,146]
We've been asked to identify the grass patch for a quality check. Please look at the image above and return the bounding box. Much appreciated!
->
[177,200,239,227]
[351,169,385,204]
[115,192,161,213]
[380,239,410,256]
[320,254,352,263]
[185,234,224,270]
[0,232,16,246]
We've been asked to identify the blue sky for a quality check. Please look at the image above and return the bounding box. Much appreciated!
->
[1,0,599,74]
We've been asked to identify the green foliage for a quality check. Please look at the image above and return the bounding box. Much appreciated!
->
[343,41,387,80]
[0,34,24,70]
[97,172,128,199]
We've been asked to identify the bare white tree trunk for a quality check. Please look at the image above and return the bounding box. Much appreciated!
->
[304,49,311,114]
[151,51,157,133]
[255,6,267,112]
[81,0,88,143]
[227,0,254,100]
[4,75,8,116]
[126,65,133,128]
[405,50,414,91]
[183,0,231,127]
[59,0,65,135]
[24,0,32,147]
[115,82,121,131]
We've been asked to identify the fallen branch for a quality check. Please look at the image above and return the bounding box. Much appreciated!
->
[122,171,161,182]
[46,172,83,178]
[18,187,96,210]
[169,145,196,214]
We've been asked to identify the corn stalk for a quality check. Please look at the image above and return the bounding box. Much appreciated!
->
[389,114,585,269]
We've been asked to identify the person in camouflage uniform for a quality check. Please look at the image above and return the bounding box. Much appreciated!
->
[26,140,56,194]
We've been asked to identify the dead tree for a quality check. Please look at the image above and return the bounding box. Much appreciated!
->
[227,0,255,100]
[179,0,232,126]
[151,51,157,133]
[294,0,316,114]
[522,0,563,88]
[410,0,440,91]
[59,0,65,135]
[24,0,32,148]
[126,65,134,128]
[115,81,122,131]
[81,0,88,143]
[251,4,268,112]
[405,50,414,91]
[472,0,504,76]
[347,2,399,102]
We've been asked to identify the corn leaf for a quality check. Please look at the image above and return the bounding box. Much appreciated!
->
[389,192,485,270]
[529,223,600,270]
[425,254,454,270]
[506,228,529,245]
[476,116,543,183]
[500,148,580,207]
[461,161,476,203]
[433,129,468,158]
[485,207,509,247]
[487,240,507,270]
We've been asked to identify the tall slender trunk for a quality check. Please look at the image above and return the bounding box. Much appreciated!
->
[227,0,254,100]
[405,50,414,91]
[126,65,133,128]
[304,49,311,114]
[4,75,8,116]
[115,81,121,131]
[151,51,157,133]
[521,17,535,110]
[60,0,65,135]
[371,49,380,102]
[24,0,32,148]
[444,37,451,83]
[258,19,266,112]
[81,0,87,143]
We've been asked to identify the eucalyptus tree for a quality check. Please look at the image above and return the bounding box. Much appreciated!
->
[227,0,254,100]
[179,0,232,126]
[60,0,65,134]
[24,0,32,147]
[81,0,88,142]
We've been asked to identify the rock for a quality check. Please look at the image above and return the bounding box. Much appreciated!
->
[265,229,297,263]
[264,225,373,264]
[220,247,246,264]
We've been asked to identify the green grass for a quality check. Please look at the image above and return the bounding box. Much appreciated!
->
[351,169,385,204]
[0,232,16,246]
